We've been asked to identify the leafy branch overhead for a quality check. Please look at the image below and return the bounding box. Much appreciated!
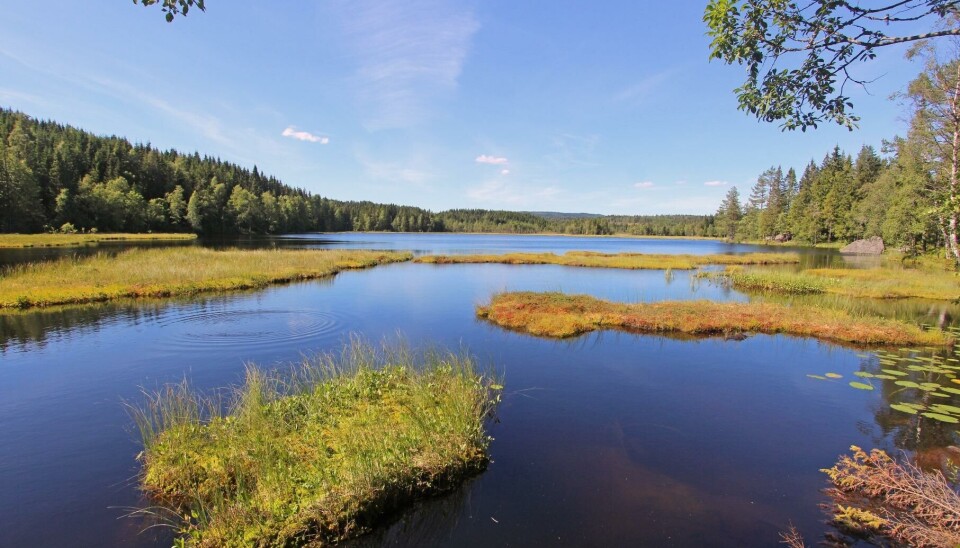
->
[704,0,960,131]
[133,0,204,22]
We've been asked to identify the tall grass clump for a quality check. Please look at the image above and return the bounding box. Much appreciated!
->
[0,247,412,309]
[822,446,960,547]
[476,291,953,346]
[415,250,800,270]
[132,341,501,546]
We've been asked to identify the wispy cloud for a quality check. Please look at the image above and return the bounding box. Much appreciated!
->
[467,180,562,206]
[282,126,329,144]
[634,181,655,189]
[613,69,675,104]
[335,0,479,130]
[546,133,601,169]
[476,154,508,165]
[704,180,728,187]
[500,169,510,176]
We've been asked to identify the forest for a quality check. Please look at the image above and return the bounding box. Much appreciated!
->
[0,108,716,237]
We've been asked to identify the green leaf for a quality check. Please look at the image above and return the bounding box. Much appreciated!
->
[895,380,920,388]
[890,403,919,414]
[825,372,842,379]
[922,412,959,424]
[807,374,827,380]
[849,381,874,391]
[853,371,873,378]
[881,369,907,376]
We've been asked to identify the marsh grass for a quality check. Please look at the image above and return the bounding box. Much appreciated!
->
[710,265,960,301]
[132,341,501,546]
[0,247,412,309]
[415,250,799,270]
[0,233,197,248]
[476,291,952,346]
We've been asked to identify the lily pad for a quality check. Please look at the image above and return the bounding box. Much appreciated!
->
[895,380,921,389]
[853,372,874,378]
[849,381,874,391]
[890,403,919,415]
[922,412,960,424]
[881,369,907,376]
[807,374,827,380]
[931,404,960,415]
[825,373,843,379]
[940,387,960,395]
[873,374,896,380]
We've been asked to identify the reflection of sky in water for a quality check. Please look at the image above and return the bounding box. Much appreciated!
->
[0,235,954,547]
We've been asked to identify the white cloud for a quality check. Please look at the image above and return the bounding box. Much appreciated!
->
[500,169,510,176]
[476,154,508,165]
[703,180,728,187]
[335,0,480,130]
[282,126,329,144]
[634,181,655,189]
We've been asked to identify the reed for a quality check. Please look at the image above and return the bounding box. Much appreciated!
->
[0,233,196,248]
[132,341,501,546]
[415,250,800,270]
[476,292,952,346]
[711,266,960,301]
[0,247,411,309]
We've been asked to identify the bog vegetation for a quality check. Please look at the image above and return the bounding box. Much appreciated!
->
[133,342,501,546]
[0,247,411,309]
[416,251,799,270]
[708,264,960,301]
[476,292,952,347]
[0,232,195,248]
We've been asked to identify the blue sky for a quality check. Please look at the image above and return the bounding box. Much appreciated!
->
[0,1,928,215]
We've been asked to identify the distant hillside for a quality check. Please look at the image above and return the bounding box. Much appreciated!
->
[526,211,604,220]
[0,108,718,237]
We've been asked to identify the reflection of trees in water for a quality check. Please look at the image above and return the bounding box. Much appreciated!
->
[342,478,477,548]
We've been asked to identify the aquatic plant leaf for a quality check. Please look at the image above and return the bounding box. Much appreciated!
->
[873,374,896,380]
[881,369,907,376]
[941,387,960,395]
[853,372,873,378]
[921,412,960,424]
[931,404,960,415]
[807,374,827,380]
[895,380,920,388]
[849,381,874,391]
[890,404,919,415]
[825,373,843,379]
[931,393,951,398]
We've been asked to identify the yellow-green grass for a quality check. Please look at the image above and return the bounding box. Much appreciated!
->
[476,291,952,346]
[416,250,800,270]
[135,343,500,546]
[0,232,197,248]
[0,247,412,309]
[713,266,960,301]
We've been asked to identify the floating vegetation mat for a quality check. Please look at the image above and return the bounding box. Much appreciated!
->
[476,292,953,347]
[0,247,412,309]
[133,343,501,546]
[416,250,800,270]
[0,232,197,248]
[706,266,960,301]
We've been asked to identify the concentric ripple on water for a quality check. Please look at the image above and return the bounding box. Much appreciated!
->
[155,308,348,352]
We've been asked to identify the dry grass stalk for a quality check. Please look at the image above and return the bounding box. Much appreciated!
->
[822,446,960,547]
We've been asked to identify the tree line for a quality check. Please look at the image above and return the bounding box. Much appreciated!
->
[715,43,960,258]
[0,108,721,237]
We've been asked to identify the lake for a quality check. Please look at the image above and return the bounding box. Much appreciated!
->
[1,233,958,546]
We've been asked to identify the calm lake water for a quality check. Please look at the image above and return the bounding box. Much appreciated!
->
[1,233,958,546]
